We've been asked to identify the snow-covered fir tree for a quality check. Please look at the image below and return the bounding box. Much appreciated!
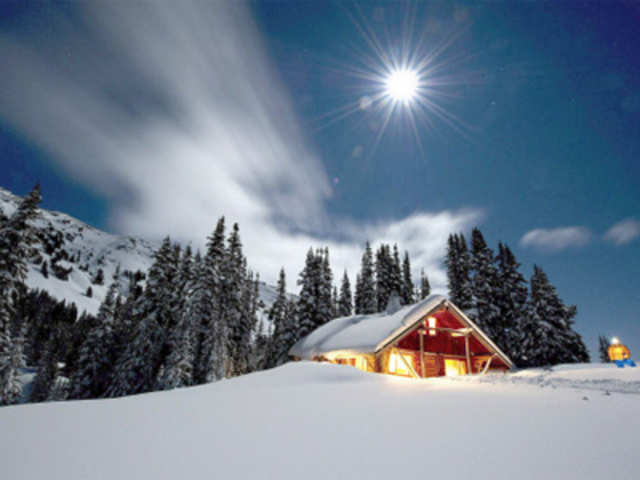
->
[156,246,196,390]
[29,339,57,403]
[296,248,323,341]
[190,218,226,384]
[265,268,297,368]
[319,248,334,324]
[401,251,414,305]
[106,237,177,397]
[223,223,254,377]
[0,184,41,405]
[355,242,376,314]
[354,273,362,313]
[375,244,392,312]
[69,276,120,399]
[444,233,473,312]
[518,265,589,367]
[338,270,353,317]
[470,228,501,339]
[494,243,528,359]
[419,269,431,300]
[390,244,403,301]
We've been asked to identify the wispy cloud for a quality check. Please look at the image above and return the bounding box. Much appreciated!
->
[0,2,481,290]
[520,226,592,252]
[604,218,640,245]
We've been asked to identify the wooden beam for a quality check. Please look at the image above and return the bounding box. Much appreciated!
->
[464,333,472,375]
[481,354,497,375]
[394,347,420,379]
[419,330,425,378]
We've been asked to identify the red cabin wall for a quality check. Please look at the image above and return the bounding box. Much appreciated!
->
[394,309,509,376]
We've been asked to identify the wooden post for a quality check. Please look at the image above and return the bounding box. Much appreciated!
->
[464,333,472,375]
[419,329,425,378]
[481,354,497,375]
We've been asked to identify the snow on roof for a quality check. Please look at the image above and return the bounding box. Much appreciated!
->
[289,294,448,359]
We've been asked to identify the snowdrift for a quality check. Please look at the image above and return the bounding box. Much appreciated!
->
[2,362,639,480]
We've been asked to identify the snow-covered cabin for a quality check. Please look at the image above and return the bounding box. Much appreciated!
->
[289,294,513,378]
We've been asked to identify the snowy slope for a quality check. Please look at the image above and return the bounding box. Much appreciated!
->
[2,362,639,480]
[0,187,158,314]
[0,187,292,317]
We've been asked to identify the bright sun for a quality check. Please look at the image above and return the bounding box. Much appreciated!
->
[385,69,419,103]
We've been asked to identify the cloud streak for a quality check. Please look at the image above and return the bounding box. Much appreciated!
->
[0,2,482,290]
[604,218,640,246]
[520,226,592,252]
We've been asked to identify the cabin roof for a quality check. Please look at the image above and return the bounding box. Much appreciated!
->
[289,294,514,369]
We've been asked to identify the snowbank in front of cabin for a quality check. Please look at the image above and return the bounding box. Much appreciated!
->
[2,362,639,480]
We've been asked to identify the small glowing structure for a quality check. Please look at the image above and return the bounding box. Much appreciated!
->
[444,359,467,377]
[385,69,419,103]
[608,338,631,362]
[389,352,414,376]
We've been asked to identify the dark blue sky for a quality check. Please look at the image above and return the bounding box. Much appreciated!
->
[0,1,639,357]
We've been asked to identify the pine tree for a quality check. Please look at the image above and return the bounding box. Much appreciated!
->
[495,243,529,359]
[444,233,473,311]
[106,237,175,397]
[354,273,362,314]
[331,286,339,319]
[297,248,321,341]
[356,242,376,314]
[419,269,431,300]
[375,244,392,312]
[338,271,353,317]
[390,244,403,301]
[223,223,252,377]
[265,268,292,368]
[470,228,501,339]
[190,218,226,384]
[29,339,57,403]
[401,251,414,305]
[93,268,104,285]
[0,184,41,405]
[156,246,196,390]
[318,248,333,325]
[519,265,589,367]
[69,279,119,399]
[598,335,610,363]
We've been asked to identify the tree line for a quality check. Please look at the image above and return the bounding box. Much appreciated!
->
[445,229,589,367]
[0,186,590,406]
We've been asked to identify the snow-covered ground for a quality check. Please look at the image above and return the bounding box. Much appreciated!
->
[2,362,639,480]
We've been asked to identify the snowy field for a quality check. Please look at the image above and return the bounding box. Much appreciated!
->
[2,362,639,480]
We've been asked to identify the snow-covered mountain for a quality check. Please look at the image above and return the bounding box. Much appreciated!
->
[0,187,290,317]
[3,362,639,480]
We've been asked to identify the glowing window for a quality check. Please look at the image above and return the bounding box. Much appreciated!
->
[389,352,414,375]
[427,316,437,336]
[444,359,467,376]
[355,356,368,372]
[336,356,369,372]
